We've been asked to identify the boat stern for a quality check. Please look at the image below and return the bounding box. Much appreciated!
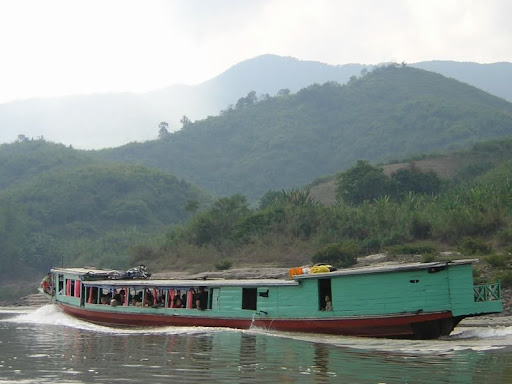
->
[452,281,502,319]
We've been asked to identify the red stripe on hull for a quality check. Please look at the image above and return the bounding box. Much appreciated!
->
[57,303,455,338]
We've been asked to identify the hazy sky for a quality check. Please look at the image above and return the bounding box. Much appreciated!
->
[0,0,510,104]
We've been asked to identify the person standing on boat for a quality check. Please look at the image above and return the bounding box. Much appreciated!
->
[41,273,53,295]
[195,287,208,310]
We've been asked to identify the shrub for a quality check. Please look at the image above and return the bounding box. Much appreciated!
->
[410,215,432,239]
[457,237,493,255]
[214,259,233,271]
[312,242,359,268]
[497,270,512,288]
[421,253,437,263]
[360,238,382,255]
[485,253,509,268]
[496,229,512,246]
[472,268,483,284]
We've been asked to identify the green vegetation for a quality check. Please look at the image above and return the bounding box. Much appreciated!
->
[3,65,512,300]
[0,139,97,191]
[0,140,211,288]
[99,65,512,200]
[311,242,359,268]
[129,160,512,281]
[214,259,233,271]
[336,160,442,205]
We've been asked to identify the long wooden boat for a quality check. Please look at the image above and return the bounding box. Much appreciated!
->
[39,260,502,339]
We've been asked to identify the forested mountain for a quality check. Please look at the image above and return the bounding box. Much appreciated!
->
[0,55,510,149]
[0,140,211,286]
[0,140,97,190]
[99,65,512,200]
[0,55,369,149]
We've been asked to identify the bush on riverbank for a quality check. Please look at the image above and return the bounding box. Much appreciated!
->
[129,173,512,285]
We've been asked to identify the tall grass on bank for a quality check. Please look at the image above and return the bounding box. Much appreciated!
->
[133,180,512,272]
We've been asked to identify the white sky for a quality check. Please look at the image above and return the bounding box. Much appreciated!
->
[0,0,510,104]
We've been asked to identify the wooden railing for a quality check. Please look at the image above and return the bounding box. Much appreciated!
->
[474,282,501,302]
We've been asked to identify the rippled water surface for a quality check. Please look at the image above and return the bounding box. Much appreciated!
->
[1,305,512,383]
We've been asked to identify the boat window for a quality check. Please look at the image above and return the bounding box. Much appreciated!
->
[86,286,99,304]
[99,288,112,305]
[65,279,75,297]
[126,289,143,306]
[318,279,332,311]
[58,274,64,294]
[242,288,257,310]
[74,280,81,298]
[167,289,187,308]
[194,286,209,310]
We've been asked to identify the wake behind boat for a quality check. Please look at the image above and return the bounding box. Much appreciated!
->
[39,260,502,339]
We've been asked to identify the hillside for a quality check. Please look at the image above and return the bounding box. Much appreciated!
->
[310,138,512,204]
[99,65,512,201]
[0,139,97,190]
[0,141,212,288]
[1,55,511,150]
[412,61,512,103]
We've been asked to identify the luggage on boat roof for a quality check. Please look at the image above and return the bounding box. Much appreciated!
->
[83,265,151,281]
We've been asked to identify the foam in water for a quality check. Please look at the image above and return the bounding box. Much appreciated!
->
[450,325,512,339]
[3,305,512,353]
[2,304,227,336]
[244,324,512,354]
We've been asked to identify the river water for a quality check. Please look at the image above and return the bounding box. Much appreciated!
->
[1,306,512,383]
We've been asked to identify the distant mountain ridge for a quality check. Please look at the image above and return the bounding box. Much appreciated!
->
[100,65,512,200]
[0,55,511,149]
[411,61,512,103]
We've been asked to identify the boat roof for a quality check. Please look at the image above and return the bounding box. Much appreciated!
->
[80,278,299,288]
[294,259,478,280]
[50,267,298,288]
[51,267,118,275]
[51,259,477,288]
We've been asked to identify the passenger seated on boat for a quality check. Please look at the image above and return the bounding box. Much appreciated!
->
[131,292,143,307]
[144,290,154,306]
[174,297,184,308]
[151,294,165,308]
[195,287,208,310]
[133,298,143,307]
[100,294,111,305]
[111,290,126,306]
[323,296,332,311]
